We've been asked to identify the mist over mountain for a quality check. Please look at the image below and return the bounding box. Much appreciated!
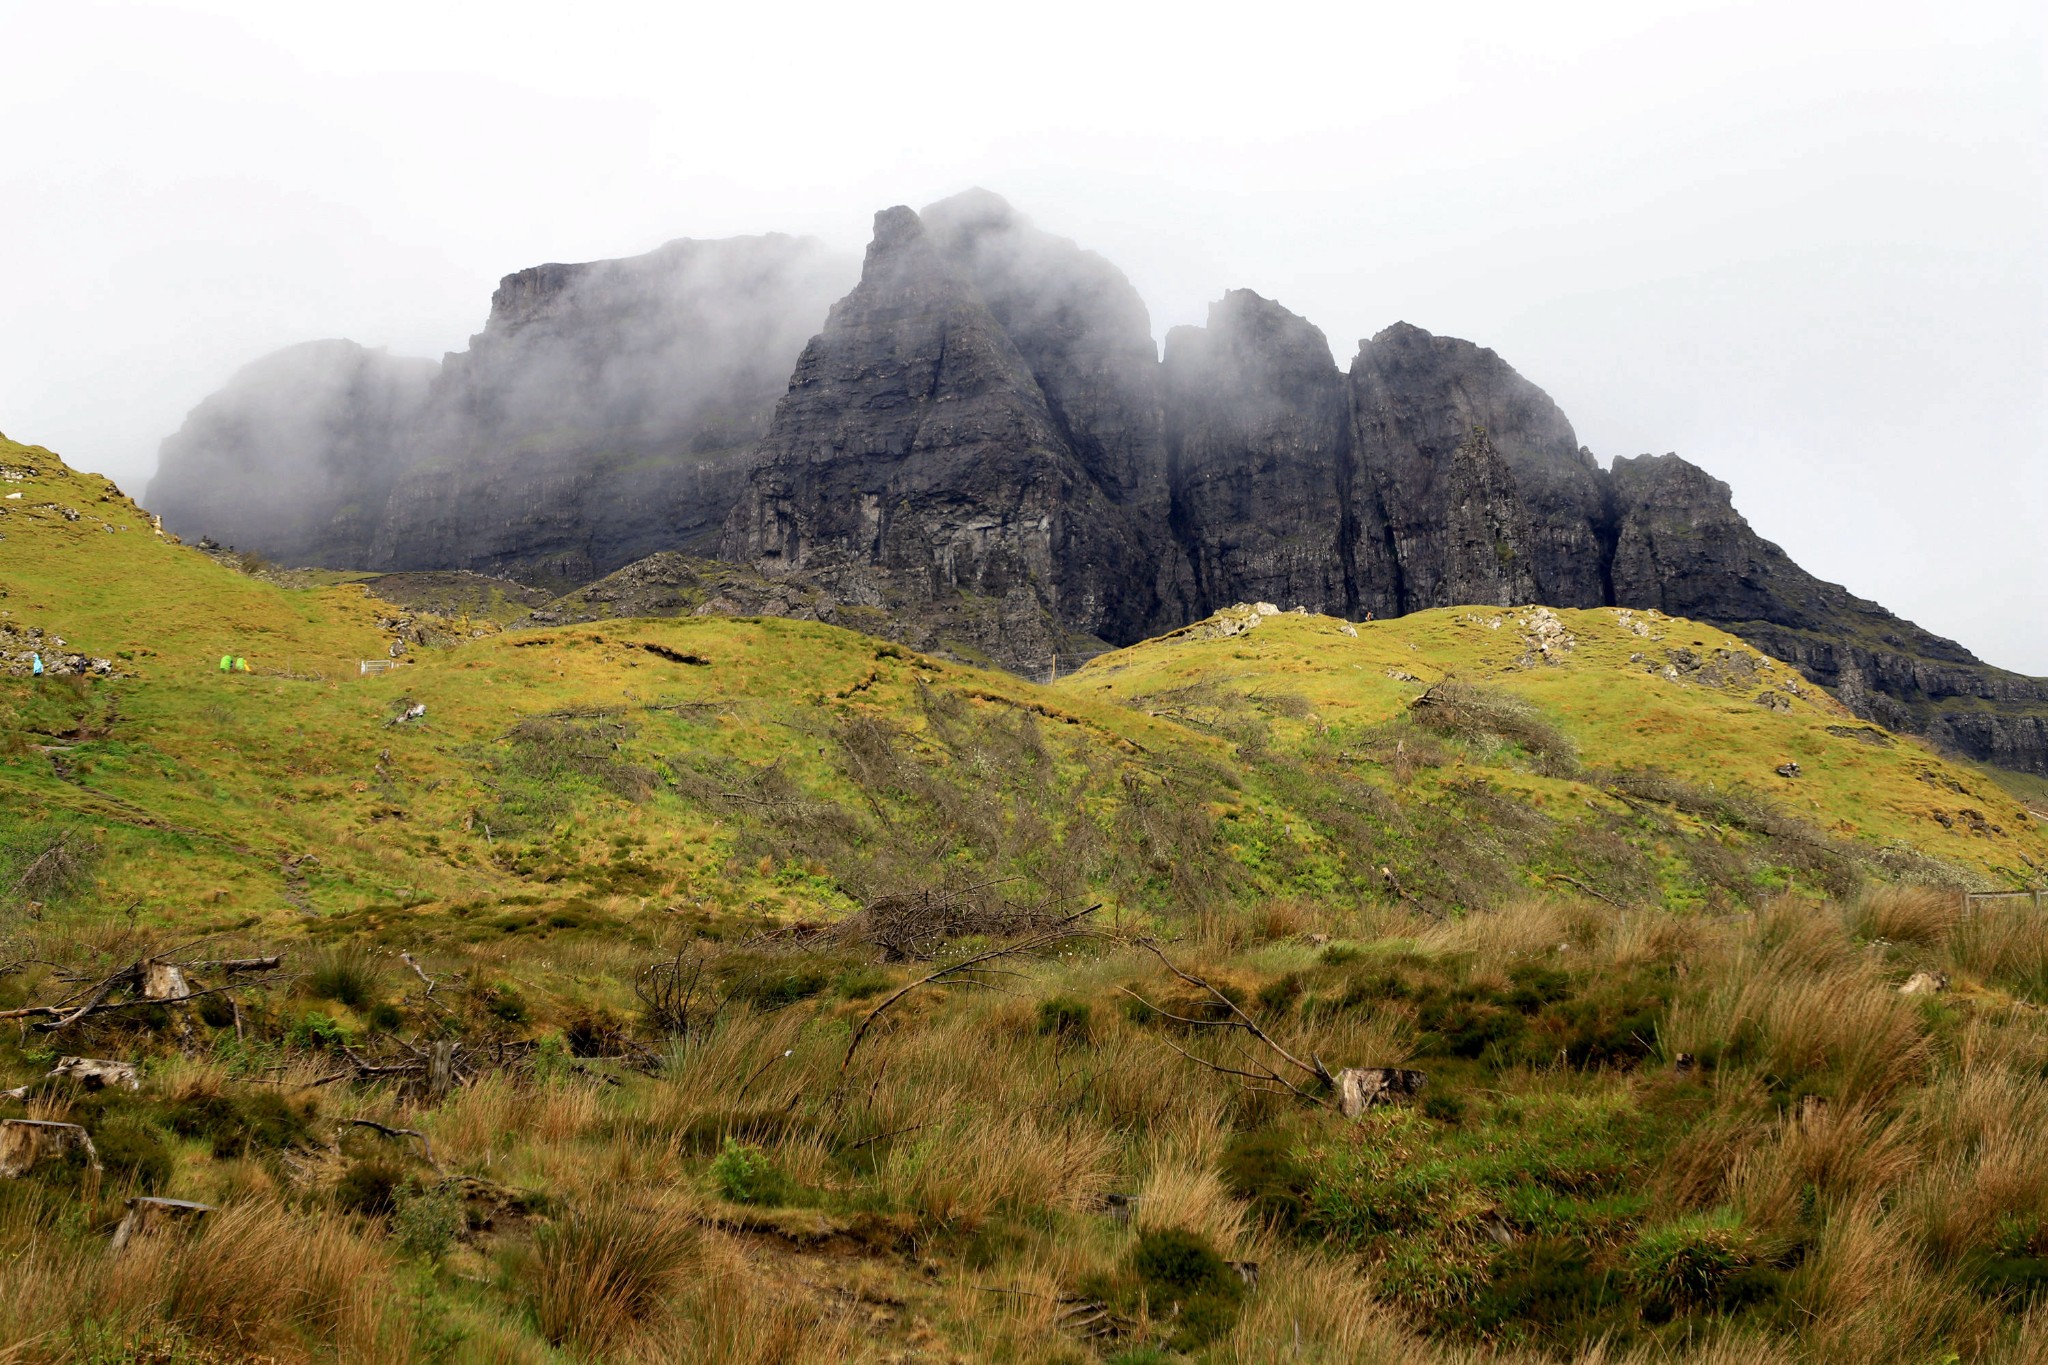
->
[151,233,855,585]
[148,339,437,566]
[148,191,2048,775]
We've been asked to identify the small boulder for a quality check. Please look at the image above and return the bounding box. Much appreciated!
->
[1775,762,1802,778]
[1898,971,1950,996]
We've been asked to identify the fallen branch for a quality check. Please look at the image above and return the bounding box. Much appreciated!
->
[184,955,284,974]
[1546,873,1629,911]
[0,949,287,1029]
[343,1118,444,1172]
[398,952,439,996]
[1127,939,1334,1088]
[839,905,1100,1075]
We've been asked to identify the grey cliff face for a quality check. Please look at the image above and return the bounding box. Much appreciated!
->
[1605,452,2048,771]
[148,340,436,564]
[1162,290,1355,619]
[719,205,1157,653]
[1350,322,1605,611]
[367,233,854,586]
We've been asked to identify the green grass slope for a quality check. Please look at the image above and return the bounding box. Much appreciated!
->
[1064,604,2045,891]
[6,437,2048,1365]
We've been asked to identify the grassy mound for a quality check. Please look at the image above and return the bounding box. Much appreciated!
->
[3,436,2046,1363]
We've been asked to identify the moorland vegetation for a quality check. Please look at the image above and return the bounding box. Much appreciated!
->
[3,435,2046,1363]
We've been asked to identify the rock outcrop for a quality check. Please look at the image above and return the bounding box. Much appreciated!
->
[1350,322,1606,611]
[149,190,2048,773]
[366,233,853,587]
[719,204,1154,660]
[1606,452,2048,772]
[152,234,855,589]
[1162,290,1356,619]
[149,340,436,565]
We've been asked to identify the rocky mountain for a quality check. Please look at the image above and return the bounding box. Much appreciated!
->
[367,233,853,587]
[149,191,2048,774]
[148,339,437,566]
[719,195,2048,773]
[152,233,855,586]
[718,204,1166,662]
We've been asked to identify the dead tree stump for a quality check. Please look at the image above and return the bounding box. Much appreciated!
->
[111,1197,214,1251]
[0,1119,101,1177]
[427,1041,456,1100]
[47,1057,140,1091]
[1336,1067,1427,1118]
[142,960,192,1002]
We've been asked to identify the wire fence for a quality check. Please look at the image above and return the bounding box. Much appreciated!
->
[1963,889,2047,914]
[1037,649,1118,684]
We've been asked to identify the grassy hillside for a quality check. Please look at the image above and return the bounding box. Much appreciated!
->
[4,435,2048,1364]
[1065,603,2044,892]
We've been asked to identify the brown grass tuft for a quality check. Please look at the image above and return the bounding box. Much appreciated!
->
[524,1197,701,1352]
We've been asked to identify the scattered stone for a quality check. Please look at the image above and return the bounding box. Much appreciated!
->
[1385,669,1419,682]
[1339,624,1358,637]
[1336,1067,1427,1117]
[1613,608,1654,638]
[1516,606,1575,665]
[1898,971,1949,996]
[1755,690,1791,712]
[1775,763,1802,778]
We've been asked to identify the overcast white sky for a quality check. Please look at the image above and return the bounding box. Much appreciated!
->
[3,0,2043,671]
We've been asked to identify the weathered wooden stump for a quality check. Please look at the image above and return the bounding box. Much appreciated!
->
[1336,1067,1427,1118]
[141,960,192,1001]
[0,1119,100,1177]
[111,1196,214,1251]
[427,1040,456,1100]
[47,1057,140,1091]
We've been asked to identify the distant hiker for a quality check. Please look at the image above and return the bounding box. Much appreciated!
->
[30,652,42,677]
[219,655,231,674]
[1364,610,1375,623]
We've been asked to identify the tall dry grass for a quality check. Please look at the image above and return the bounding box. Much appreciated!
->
[522,1196,700,1354]
[1662,905,1930,1102]
[0,1194,424,1363]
